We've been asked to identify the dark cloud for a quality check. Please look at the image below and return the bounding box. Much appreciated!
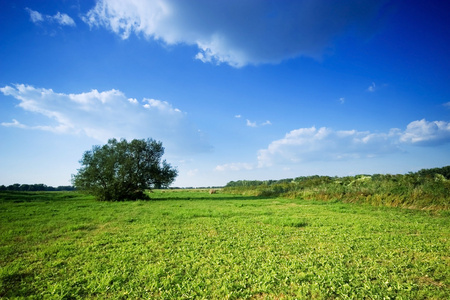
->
[84,0,390,67]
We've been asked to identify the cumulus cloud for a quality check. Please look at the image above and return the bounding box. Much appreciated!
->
[257,126,401,167]
[83,0,389,67]
[257,120,450,167]
[26,8,76,27]
[400,119,450,146]
[0,84,210,154]
[143,98,181,113]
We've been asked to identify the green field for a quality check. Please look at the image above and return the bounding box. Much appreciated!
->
[0,190,449,299]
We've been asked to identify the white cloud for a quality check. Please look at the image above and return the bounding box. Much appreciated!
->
[68,88,125,111]
[143,98,182,113]
[26,8,76,27]
[444,102,450,108]
[246,119,271,128]
[25,8,44,23]
[53,12,76,27]
[83,0,388,67]
[1,119,27,129]
[400,119,450,146]
[1,84,210,154]
[246,119,257,128]
[367,82,376,92]
[215,163,254,172]
[235,115,241,118]
[257,126,398,167]
[339,97,345,104]
[257,120,450,168]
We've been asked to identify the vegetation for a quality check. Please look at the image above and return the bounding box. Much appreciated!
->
[225,166,450,210]
[0,184,74,192]
[72,138,177,201]
[0,190,449,299]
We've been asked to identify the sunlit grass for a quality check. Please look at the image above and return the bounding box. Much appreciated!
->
[0,190,448,298]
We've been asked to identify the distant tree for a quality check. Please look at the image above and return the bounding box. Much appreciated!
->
[56,186,76,191]
[8,184,21,191]
[417,166,450,179]
[72,138,178,201]
[0,184,74,192]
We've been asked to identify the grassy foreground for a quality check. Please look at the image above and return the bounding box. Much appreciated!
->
[0,190,449,299]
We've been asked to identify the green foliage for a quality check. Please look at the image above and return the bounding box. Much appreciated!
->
[225,166,450,210]
[0,190,448,299]
[417,165,450,179]
[72,138,177,201]
[0,184,75,191]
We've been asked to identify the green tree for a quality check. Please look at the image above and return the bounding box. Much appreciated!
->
[72,138,177,201]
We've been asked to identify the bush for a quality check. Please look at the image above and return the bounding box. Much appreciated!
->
[224,166,450,210]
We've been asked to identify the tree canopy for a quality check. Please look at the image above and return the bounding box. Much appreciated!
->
[72,138,177,201]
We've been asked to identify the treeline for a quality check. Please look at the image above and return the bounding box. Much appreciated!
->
[416,166,450,179]
[0,184,75,192]
[224,166,450,210]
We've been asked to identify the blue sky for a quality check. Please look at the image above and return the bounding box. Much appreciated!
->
[1,0,449,187]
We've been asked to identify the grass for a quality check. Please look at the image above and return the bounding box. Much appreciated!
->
[0,190,449,299]
[224,172,450,210]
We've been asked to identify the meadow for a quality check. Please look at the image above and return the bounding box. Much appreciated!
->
[0,190,449,299]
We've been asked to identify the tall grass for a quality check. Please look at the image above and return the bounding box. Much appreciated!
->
[224,168,450,210]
